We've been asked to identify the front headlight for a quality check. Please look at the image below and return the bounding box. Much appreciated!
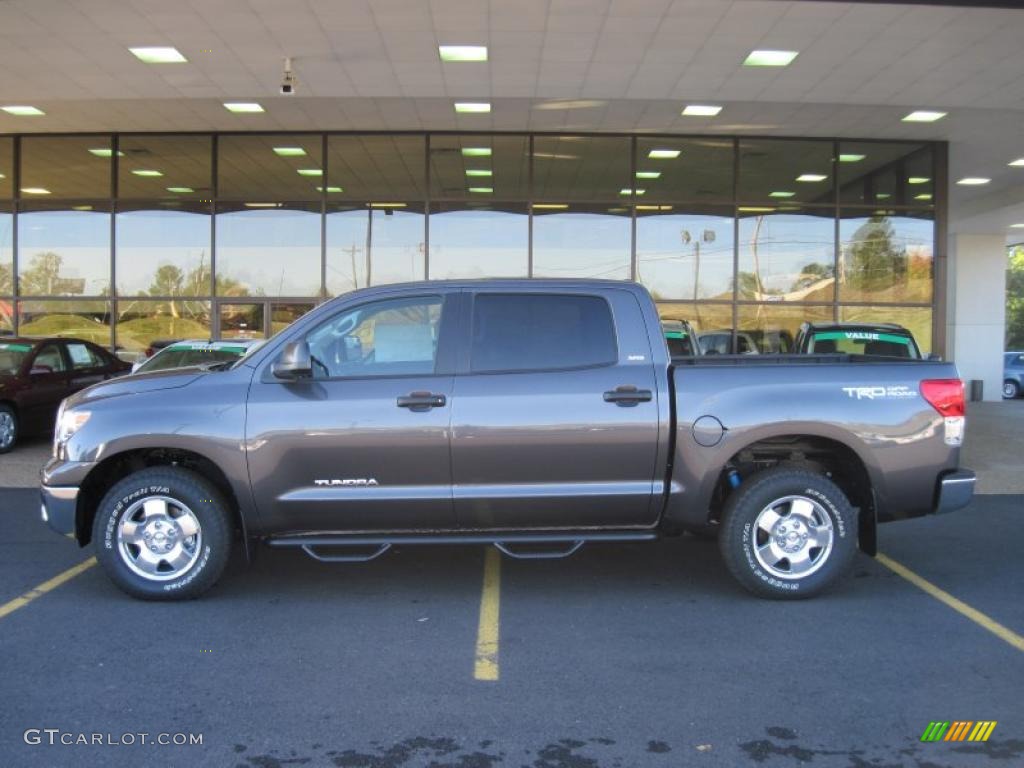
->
[53,406,91,458]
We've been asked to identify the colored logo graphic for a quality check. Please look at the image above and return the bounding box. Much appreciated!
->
[920,721,997,742]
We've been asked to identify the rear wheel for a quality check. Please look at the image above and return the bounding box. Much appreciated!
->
[0,404,17,453]
[1004,380,1020,399]
[719,467,857,599]
[93,467,231,600]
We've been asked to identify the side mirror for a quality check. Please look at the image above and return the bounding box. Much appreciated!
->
[273,340,313,379]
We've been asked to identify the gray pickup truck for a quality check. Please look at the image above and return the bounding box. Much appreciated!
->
[41,279,975,601]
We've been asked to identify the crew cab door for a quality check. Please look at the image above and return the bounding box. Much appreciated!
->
[246,292,458,533]
[450,288,662,529]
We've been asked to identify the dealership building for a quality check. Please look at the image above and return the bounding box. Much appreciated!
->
[0,0,1020,398]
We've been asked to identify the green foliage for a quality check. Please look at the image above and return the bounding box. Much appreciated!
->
[846,216,905,293]
[1008,246,1024,350]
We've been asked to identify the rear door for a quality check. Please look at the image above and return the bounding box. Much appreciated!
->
[64,341,114,391]
[450,288,661,529]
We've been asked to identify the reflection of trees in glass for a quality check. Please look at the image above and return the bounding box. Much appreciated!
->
[0,261,11,294]
[1008,246,1024,349]
[843,216,906,293]
[20,251,87,295]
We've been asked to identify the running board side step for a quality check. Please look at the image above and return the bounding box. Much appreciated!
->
[267,531,657,563]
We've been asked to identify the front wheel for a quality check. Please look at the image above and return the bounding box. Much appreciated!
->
[719,468,857,599]
[1004,380,1020,400]
[93,467,232,600]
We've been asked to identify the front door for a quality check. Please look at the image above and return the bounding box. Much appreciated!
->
[21,342,72,432]
[246,293,457,534]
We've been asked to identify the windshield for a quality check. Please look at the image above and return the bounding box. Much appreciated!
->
[0,342,33,376]
[809,330,919,358]
[136,344,252,374]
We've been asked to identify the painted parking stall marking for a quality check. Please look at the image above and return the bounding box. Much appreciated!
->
[0,557,97,620]
[474,548,501,681]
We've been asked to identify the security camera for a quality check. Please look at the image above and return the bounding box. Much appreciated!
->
[280,57,296,95]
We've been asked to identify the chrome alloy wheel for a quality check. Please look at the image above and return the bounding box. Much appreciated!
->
[0,411,14,449]
[752,495,834,580]
[117,496,203,581]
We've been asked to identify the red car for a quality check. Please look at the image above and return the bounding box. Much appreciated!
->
[0,337,131,453]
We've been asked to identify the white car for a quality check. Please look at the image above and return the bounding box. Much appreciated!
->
[131,339,264,374]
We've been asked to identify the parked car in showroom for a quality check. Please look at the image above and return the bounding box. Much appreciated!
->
[1004,351,1024,399]
[698,329,760,355]
[0,337,130,453]
[662,320,701,358]
[132,339,264,374]
[795,322,924,359]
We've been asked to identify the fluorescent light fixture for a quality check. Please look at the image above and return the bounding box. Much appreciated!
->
[532,203,569,210]
[743,50,798,67]
[21,187,51,195]
[0,173,5,179]
[454,102,490,113]
[88,148,124,157]
[957,177,990,185]
[1009,158,1024,167]
[468,187,493,194]
[2,105,44,116]
[648,149,680,159]
[620,188,645,196]
[796,174,827,182]
[1010,223,1024,228]
[914,193,933,201]
[439,45,487,62]
[465,169,493,177]
[635,171,661,179]
[297,169,323,177]
[902,110,946,123]
[316,186,343,193]
[876,193,891,200]
[273,147,307,157]
[129,46,187,63]
[769,191,796,198]
[682,105,722,117]
[636,205,674,211]
[369,202,407,208]
[839,154,865,163]
[131,169,164,177]
[224,102,264,113]
[907,177,930,184]
[166,186,194,193]
[71,205,93,211]
[244,202,280,208]
[738,206,775,213]
[462,147,492,157]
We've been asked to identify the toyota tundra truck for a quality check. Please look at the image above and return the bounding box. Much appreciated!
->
[40,279,975,600]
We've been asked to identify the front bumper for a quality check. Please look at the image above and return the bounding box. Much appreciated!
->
[40,485,79,536]
[933,469,976,514]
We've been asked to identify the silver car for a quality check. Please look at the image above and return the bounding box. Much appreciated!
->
[1004,351,1024,399]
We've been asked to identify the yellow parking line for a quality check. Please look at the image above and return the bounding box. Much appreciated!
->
[876,553,1024,653]
[474,547,501,681]
[0,557,97,620]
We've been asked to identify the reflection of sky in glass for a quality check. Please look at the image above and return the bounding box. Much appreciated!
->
[326,209,426,292]
[430,209,527,279]
[116,209,210,295]
[18,210,110,295]
[326,210,369,294]
[533,212,630,280]
[738,214,835,296]
[217,209,321,296]
[637,214,734,300]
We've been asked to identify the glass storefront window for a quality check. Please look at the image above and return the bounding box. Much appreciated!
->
[114,299,212,359]
[430,135,528,201]
[325,205,369,295]
[738,304,834,353]
[636,137,733,202]
[17,300,112,346]
[637,206,734,301]
[327,135,425,201]
[0,301,11,335]
[840,305,933,354]
[219,303,265,338]
[838,142,933,206]
[118,135,212,200]
[116,203,211,296]
[737,207,835,302]
[0,206,11,295]
[738,139,834,204]
[271,302,315,335]
[429,203,528,279]
[215,203,321,296]
[218,135,323,201]
[838,209,933,303]
[325,203,425,292]
[533,136,631,201]
[17,204,111,296]
[21,136,112,199]
[0,137,12,199]
[532,204,631,280]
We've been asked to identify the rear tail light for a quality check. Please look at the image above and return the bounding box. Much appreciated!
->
[921,379,965,417]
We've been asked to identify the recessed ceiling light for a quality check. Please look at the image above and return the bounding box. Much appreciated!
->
[682,105,722,117]
[439,45,487,62]
[297,169,322,177]
[131,169,164,177]
[902,110,946,123]
[636,205,674,211]
[369,202,407,208]
[468,187,493,194]
[796,174,827,182]
[648,149,680,159]
[635,171,661,179]
[738,206,775,213]
[465,169,493,177]
[2,105,44,116]
[273,147,307,157]
[462,147,492,157]
[88,148,124,157]
[454,102,490,113]
[620,188,645,196]
[129,46,187,63]
[914,193,933,201]
[743,50,798,67]
[532,203,569,210]
[0,173,5,179]
[244,202,280,208]
[1009,158,1024,167]
[224,102,264,113]
[769,191,796,198]
[1010,223,1024,228]
[876,193,891,200]
[316,186,344,193]
[957,177,990,185]
[21,187,50,195]
[839,154,865,163]
[908,177,930,184]
[166,186,194,193]
[71,205,93,211]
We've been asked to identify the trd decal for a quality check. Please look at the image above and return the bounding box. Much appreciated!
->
[842,386,918,400]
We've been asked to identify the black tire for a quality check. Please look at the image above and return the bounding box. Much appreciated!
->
[0,403,18,454]
[1004,380,1020,400]
[718,467,857,599]
[92,467,232,600]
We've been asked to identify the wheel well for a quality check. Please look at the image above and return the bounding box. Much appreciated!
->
[76,448,244,546]
[712,434,876,554]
